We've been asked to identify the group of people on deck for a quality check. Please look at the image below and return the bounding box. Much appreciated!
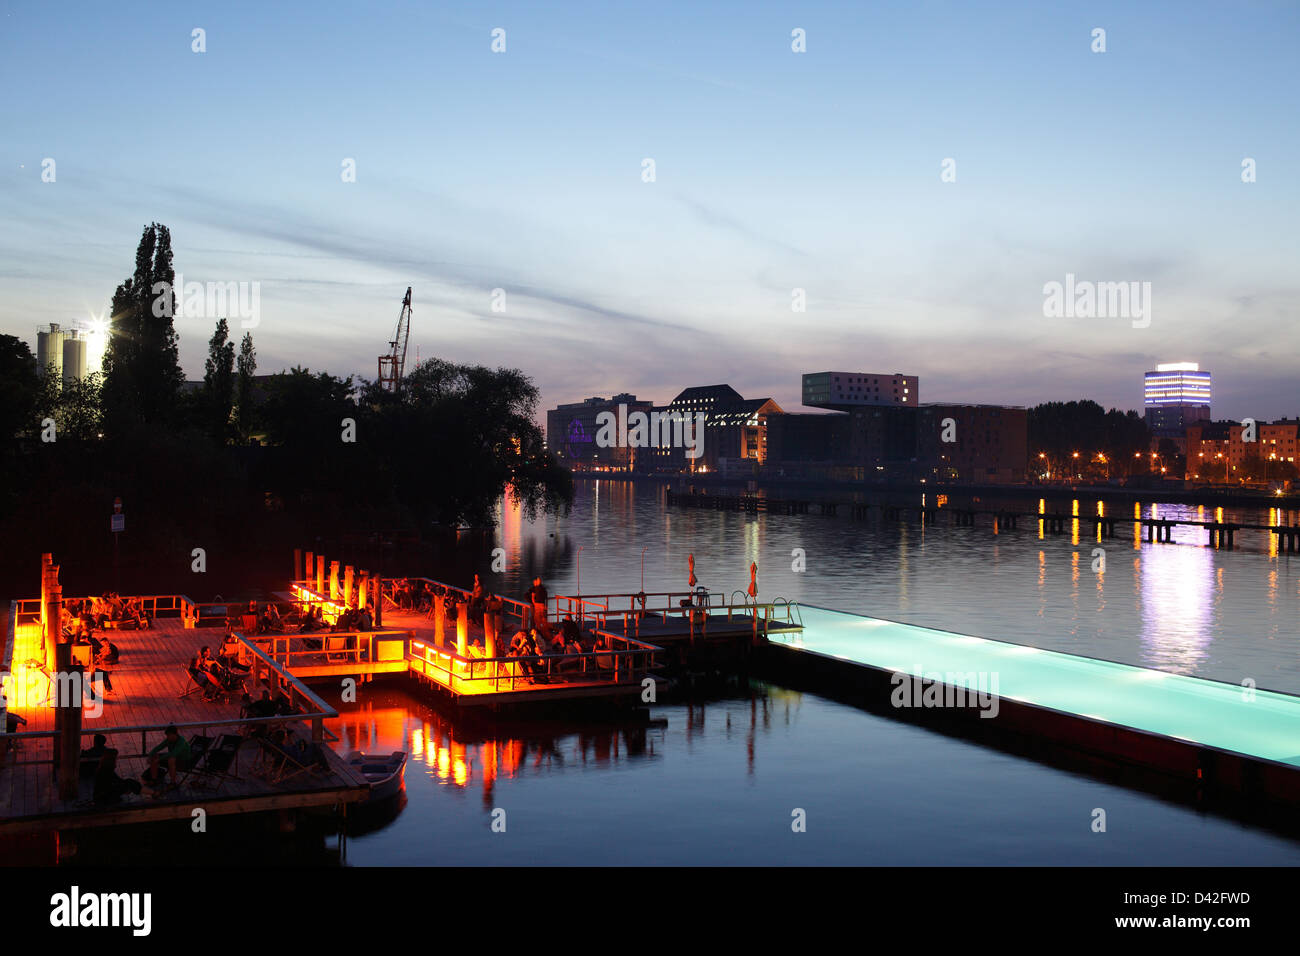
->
[80,725,189,804]
[188,643,246,701]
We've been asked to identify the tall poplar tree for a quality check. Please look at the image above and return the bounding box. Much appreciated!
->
[101,223,185,433]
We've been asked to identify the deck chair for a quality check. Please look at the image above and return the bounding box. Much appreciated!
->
[186,734,242,790]
[158,735,211,790]
[256,735,324,786]
[179,666,217,700]
[324,634,351,663]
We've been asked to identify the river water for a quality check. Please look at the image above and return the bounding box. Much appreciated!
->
[326,481,1300,865]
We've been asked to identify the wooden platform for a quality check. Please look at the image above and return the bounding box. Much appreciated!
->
[594,612,803,646]
[0,616,368,835]
[382,608,660,706]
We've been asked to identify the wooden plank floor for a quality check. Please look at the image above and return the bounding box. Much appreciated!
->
[1,617,367,831]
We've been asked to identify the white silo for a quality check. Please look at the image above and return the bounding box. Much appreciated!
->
[36,324,65,381]
[62,336,87,386]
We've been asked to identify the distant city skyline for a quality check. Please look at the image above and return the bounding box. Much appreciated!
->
[3,1,1297,421]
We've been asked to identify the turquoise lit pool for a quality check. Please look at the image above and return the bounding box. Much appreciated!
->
[772,606,1300,767]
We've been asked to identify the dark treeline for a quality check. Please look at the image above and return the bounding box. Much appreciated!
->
[0,223,572,595]
[1028,400,1151,463]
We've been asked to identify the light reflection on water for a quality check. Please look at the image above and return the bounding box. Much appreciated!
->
[329,481,1300,865]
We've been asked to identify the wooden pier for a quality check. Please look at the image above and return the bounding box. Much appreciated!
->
[665,488,1299,551]
[1,585,369,846]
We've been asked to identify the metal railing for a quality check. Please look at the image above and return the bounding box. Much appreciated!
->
[407,631,659,694]
[0,632,338,771]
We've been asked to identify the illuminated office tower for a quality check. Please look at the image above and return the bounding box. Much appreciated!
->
[1144,362,1211,437]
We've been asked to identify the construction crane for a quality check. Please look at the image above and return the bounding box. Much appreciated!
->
[377,286,413,392]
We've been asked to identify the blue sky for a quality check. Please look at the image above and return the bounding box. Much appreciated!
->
[2,0,1297,420]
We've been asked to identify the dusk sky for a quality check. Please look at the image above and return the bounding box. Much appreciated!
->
[2,0,1297,421]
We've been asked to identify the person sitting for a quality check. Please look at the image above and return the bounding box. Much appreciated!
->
[219,634,250,672]
[122,597,149,629]
[188,650,224,701]
[273,693,295,716]
[80,733,110,778]
[94,749,142,804]
[564,632,584,665]
[102,639,120,665]
[141,726,191,788]
[357,606,373,631]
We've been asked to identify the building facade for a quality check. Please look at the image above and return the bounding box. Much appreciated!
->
[1144,362,1212,437]
[545,393,654,471]
[1185,419,1299,482]
[916,404,1028,483]
[803,371,918,411]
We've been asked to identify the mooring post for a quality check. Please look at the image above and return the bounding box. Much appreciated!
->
[54,640,80,800]
[315,555,325,594]
[294,548,303,583]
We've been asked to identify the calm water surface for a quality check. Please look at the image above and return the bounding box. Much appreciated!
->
[326,481,1300,865]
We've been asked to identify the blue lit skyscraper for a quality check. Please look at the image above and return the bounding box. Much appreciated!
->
[1144,362,1212,437]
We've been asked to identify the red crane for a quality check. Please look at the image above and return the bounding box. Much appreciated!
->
[377,287,412,392]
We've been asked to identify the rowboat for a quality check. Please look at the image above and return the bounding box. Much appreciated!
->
[348,751,407,801]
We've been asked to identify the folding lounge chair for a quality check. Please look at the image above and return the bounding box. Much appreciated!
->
[256,735,325,786]
[179,666,217,700]
[185,733,242,790]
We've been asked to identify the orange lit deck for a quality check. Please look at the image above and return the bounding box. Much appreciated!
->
[0,612,367,836]
[382,608,662,706]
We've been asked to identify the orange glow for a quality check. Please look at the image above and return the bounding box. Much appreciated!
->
[293,583,344,624]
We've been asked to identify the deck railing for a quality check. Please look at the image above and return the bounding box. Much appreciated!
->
[245,629,411,670]
[406,631,659,694]
[380,577,536,634]
[0,632,338,769]
[554,590,802,639]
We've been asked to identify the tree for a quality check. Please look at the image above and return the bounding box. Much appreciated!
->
[56,372,104,442]
[101,223,184,434]
[357,358,573,526]
[0,335,42,451]
[235,332,257,442]
[202,318,236,442]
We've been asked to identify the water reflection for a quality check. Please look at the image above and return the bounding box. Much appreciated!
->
[1138,546,1215,673]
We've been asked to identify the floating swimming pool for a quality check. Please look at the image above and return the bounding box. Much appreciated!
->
[769,606,1300,769]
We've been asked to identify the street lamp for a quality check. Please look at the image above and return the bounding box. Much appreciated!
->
[640,546,648,592]
[576,545,583,595]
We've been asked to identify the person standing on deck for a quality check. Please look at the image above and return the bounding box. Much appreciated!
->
[527,578,550,638]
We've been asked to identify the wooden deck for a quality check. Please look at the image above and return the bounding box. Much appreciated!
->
[0,615,368,835]
[594,612,803,645]
[382,608,661,706]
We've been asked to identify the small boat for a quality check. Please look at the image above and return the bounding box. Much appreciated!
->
[348,751,407,801]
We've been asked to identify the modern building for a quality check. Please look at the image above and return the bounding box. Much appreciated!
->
[803,371,918,411]
[646,385,782,473]
[1144,362,1211,437]
[1186,419,1299,482]
[915,404,1028,484]
[545,393,654,471]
